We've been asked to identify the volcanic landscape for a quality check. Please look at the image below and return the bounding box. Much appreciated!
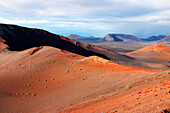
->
[0,24,169,113]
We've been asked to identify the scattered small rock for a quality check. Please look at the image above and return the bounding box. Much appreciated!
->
[154,94,158,97]
[136,97,140,100]
[138,92,142,94]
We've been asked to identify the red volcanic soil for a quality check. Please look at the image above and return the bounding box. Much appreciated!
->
[0,46,169,113]
[66,76,170,113]
[0,38,7,51]
[126,44,170,62]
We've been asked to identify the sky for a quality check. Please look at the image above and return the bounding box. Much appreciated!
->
[0,0,170,38]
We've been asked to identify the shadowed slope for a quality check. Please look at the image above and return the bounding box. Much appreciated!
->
[0,24,107,59]
[0,23,148,67]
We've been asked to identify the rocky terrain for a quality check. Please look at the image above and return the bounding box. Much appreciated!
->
[0,24,169,113]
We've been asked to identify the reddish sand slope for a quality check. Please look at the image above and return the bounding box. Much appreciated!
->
[126,44,170,62]
[66,78,170,113]
[0,46,169,113]
[0,38,7,51]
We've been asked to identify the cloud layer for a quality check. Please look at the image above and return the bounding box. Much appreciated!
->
[1,0,170,38]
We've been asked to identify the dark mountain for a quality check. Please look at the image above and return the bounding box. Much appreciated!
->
[100,34,142,42]
[0,24,107,58]
[142,35,166,41]
[0,23,149,67]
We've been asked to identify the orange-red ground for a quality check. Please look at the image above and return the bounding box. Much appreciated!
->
[0,46,169,113]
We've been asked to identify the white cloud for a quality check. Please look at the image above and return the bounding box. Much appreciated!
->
[154,20,170,26]
[1,0,170,37]
[35,9,66,17]
[0,18,49,24]
[152,0,170,9]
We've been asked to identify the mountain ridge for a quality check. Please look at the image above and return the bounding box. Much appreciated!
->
[100,34,143,42]
[0,23,147,67]
[142,35,166,41]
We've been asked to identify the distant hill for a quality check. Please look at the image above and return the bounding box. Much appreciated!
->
[66,34,83,39]
[142,35,166,41]
[66,34,100,42]
[88,36,97,38]
[126,44,170,62]
[100,34,142,42]
[158,35,170,44]
[66,34,99,39]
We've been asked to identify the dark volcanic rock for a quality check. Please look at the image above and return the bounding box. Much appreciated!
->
[0,24,107,59]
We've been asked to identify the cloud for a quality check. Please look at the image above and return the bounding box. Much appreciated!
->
[154,20,170,26]
[0,18,49,24]
[35,9,67,17]
[0,0,170,37]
